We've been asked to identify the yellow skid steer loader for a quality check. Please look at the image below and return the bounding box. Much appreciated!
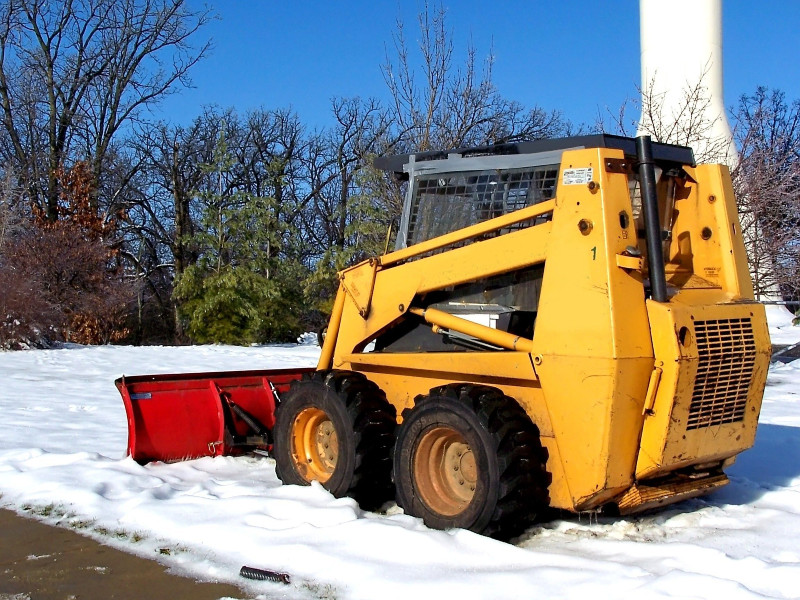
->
[119,135,770,539]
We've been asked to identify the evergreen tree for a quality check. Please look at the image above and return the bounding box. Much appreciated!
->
[174,127,300,344]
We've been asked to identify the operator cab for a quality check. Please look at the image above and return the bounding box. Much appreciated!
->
[372,135,695,352]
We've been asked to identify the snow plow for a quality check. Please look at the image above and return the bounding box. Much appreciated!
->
[117,368,312,463]
[119,135,771,539]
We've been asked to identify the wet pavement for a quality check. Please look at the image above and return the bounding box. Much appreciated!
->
[0,509,247,600]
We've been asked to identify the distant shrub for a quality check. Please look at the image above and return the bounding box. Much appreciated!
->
[1,222,135,347]
[0,163,136,348]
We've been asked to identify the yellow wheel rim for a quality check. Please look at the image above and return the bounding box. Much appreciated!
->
[414,426,477,516]
[291,407,339,483]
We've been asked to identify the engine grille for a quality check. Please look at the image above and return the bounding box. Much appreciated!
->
[687,318,757,430]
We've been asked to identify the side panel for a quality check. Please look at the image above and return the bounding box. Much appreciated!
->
[532,148,655,510]
[665,163,753,296]
[533,357,653,509]
[341,352,542,418]
[636,298,770,478]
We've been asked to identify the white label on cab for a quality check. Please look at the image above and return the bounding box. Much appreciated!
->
[562,167,593,185]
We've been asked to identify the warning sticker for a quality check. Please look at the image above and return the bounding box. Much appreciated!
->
[562,167,593,185]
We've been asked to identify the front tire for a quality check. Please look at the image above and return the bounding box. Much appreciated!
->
[273,370,396,510]
[394,384,549,539]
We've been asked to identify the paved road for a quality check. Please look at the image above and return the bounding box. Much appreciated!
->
[0,509,247,600]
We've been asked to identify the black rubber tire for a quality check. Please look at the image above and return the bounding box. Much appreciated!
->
[273,370,396,510]
[394,384,550,539]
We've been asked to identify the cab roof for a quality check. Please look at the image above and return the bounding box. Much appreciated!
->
[373,134,695,179]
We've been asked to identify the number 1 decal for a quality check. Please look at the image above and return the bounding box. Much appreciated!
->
[591,246,597,260]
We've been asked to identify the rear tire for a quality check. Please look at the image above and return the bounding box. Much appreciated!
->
[394,384,549,539]
[273,370,396,510]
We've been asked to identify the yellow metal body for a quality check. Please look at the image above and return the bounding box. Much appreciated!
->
[316,147,771,514]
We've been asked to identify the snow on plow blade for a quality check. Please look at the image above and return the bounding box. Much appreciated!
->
[116,368,313,463]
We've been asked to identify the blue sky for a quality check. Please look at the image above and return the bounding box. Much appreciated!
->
[155,1,800,132]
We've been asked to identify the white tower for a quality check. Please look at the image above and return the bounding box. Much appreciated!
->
[639,0,737,165]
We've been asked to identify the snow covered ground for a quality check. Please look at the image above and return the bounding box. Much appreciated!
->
[767,304,800,345]
[1,311,799,600]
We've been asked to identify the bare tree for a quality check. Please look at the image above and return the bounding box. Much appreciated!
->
[597,66,733,164]
[127,108,223,339]
[302,98,391,253]
[0,165,22,253]
[297,97,397,307]
[732,87,800,304]
[0,0,211,220]
[382,2,564,153]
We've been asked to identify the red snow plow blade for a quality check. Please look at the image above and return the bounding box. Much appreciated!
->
[116,368,313,463]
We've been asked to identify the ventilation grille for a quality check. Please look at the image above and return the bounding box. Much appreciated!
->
[687,318,756,430]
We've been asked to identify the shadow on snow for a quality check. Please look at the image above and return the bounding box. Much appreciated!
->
[708,422,800,505]
[518,423,799,542]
